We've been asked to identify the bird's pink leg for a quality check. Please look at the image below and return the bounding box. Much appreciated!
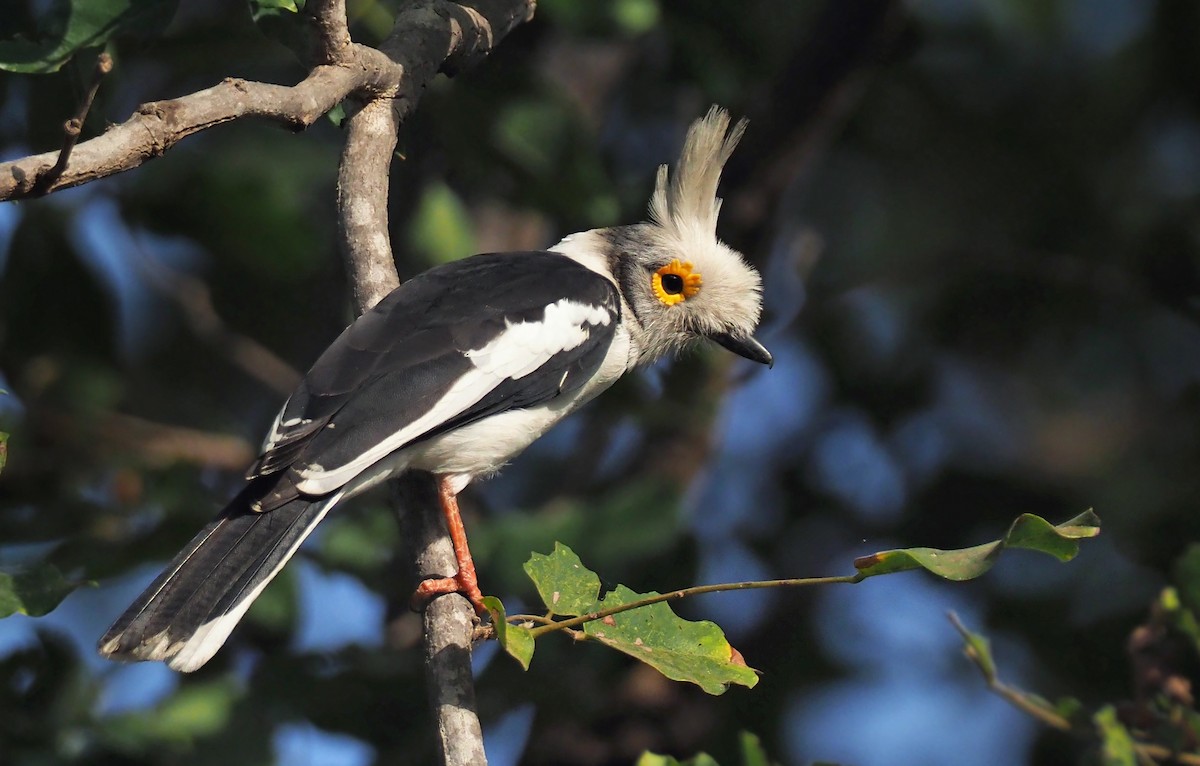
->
[412,477,488,616]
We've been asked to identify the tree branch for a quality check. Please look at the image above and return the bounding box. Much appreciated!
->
[338,97,402,312]
[394,474,488,766]
[0,0,534,202]
[324,3,534,765]
[309,0,353,64]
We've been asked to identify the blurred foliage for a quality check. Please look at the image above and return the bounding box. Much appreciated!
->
[2,0,1200,764]
[0,563,79,618]
[0,0,179,73]
[953,543,1200,764]
[638,731,777,766]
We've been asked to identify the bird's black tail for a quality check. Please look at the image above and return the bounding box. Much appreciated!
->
[98,483,341,672]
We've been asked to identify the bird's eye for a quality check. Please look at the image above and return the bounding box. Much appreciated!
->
[652,259,702,306]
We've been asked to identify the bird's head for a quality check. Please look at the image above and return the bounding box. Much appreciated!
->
[562,107,770,368]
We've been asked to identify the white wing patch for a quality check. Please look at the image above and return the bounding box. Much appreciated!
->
[261,397,290,453]
[465,298,611,378]
[292,298,611,495]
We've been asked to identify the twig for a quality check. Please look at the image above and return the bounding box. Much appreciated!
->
[521,573,864,639]
[32,52,114,195]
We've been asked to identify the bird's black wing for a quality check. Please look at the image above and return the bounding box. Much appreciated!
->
[247,251,620,508]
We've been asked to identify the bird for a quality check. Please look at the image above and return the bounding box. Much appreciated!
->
[98,106,772,672]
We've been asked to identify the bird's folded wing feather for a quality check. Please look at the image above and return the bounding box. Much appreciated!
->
[247,252,620,508]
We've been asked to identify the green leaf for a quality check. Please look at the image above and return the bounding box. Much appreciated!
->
[583,585,759,695]
[1093,705,1137,766]
[1173,544,1200,615]
[636,754,719,766]
[854,510,1101,580]
[484,596,535,670]
[614,0,660,34]
[102,679,240,747]
[409,182,476,266]
[0,0,178,74]
[0,431,7,476]
[524,544,758,695]
[0,563,80,618]
[251,0,300,13]
[949,611,996,682]
[738,731,772,766]
[524,542,603,617]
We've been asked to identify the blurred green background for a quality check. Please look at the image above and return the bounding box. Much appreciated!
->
[3,0,1200,764]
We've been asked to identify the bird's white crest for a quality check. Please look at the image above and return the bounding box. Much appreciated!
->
[648,106,748,246]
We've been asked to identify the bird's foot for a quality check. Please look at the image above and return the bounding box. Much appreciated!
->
[412,572,489,617]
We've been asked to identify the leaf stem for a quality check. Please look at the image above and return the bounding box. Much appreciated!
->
[522,572,865,639]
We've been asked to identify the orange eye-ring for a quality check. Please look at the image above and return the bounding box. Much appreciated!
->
[652,260,702,306]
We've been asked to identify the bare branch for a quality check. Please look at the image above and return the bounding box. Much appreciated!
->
[1,63,396,200]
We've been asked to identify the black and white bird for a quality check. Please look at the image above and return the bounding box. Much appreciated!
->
[98,106,771,672]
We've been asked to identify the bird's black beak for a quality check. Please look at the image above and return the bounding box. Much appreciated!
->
[711,331,773,368]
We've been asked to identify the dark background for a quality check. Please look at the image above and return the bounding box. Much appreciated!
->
[3,0,1199,764]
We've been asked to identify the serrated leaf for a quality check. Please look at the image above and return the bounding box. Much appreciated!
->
[523,542,602,617]
[583,584,758,695]
[524,544,758,694]
[1094,706,1137,766]
[484,596,534,670]
[854,510,1100,581]
[0,563,80,618]
[0,0,178,73]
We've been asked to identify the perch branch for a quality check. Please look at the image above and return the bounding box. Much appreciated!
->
[325,3,534,765]
[394,475,488,766]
